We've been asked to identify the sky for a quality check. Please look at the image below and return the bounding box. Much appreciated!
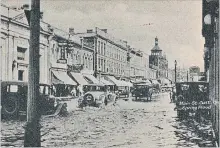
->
[3,0,205,70]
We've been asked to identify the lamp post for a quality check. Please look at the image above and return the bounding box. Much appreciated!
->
[174,60,177,83]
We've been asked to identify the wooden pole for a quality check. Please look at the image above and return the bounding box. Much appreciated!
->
[24,0,41,147]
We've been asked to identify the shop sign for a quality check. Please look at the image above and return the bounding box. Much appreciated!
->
[177,101,211,111]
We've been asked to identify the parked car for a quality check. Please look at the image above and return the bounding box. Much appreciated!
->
[78,84,117,108]
[1,81,65,119]
[117,86,130,98]
[175,81,210,120]
[132,82,153,101]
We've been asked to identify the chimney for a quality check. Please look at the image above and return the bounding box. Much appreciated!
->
[69,28,75,35]
[101,29,107,33]
[87,29,93,33]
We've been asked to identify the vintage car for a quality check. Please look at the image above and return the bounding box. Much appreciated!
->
[175,82,210,120]
[78,84,117,108]
[1,81,66,119]
[132,82,153,101]
[117,86,130,98]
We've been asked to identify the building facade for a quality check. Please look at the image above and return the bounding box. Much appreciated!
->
[76,27,146,80]
[202,0,219,146]
[0,4,94,86]
[149,37,168,79]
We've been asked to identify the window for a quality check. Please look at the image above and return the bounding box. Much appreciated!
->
[98,41,100,54]
[18,70,24,81]
[17,47,26,60]
[61,47,65,59]
[101,42,103,55]
[104,43,106,56]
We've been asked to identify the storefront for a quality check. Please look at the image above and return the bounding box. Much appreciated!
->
[51,70,77,97]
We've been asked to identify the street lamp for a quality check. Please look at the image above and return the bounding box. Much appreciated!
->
[174,60,177,83]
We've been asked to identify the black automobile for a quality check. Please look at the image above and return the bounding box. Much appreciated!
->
[1,81,56,119]
[132,82,153,101]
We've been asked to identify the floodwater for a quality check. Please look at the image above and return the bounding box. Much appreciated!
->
[1,93,215,148]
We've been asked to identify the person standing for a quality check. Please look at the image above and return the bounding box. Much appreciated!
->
[78,84,83,97]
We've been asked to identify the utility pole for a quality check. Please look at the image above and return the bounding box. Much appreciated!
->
[187,71,189,82]
[174,60,177,83]
[24,0,41,147]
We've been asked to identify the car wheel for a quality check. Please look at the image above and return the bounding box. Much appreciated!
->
[2,96,19,119]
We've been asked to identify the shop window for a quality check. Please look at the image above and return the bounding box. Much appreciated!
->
[60,47,65,59]
[18,70,24,81]
[17,47,26,60]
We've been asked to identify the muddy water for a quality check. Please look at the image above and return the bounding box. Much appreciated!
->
[1,93,214,148]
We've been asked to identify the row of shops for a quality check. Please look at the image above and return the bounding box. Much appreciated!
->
[50,68,171,97]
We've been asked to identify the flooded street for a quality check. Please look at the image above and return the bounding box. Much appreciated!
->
[1,93,214,148]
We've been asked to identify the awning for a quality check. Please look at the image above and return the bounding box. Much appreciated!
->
[160,78,171,85]
[100,78,114,85]
[70,72,89,85]
[151,79,160,85]
[52,71,77,85]
[106,76,125,86]
[120,80,133,87]
[83,74,102,84]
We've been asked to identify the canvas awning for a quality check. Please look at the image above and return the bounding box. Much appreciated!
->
[52,71,77,85]
[70,72,89,85]
[106,76,125,86]
[100,78,114,85]
[160,78,171,85]
[83,74,102,84]
[151,79,160,85]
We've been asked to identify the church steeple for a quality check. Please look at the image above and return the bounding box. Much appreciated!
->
[155,36,158,46]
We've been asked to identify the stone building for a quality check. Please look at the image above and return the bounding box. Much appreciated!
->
[0,4,94,87]
[149,37,168,79]
[1,4,50,84]
[76,27,146,79]
[202,0,219,145]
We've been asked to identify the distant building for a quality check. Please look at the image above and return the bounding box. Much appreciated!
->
[76,27,146,79]
[189,66,200,82]
[149,37,168,79]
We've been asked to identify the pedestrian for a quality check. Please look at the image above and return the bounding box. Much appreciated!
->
[78,84,83,97]
[170,91,172,103]
[71,87,76,97]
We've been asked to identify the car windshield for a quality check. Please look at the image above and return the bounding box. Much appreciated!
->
[85,86,105,92]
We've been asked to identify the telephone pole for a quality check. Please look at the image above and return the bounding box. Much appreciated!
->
[24,0,41,147]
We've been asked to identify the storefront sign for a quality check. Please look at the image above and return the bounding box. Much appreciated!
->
[177,101,211,111]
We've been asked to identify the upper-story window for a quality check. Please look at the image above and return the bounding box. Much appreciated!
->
[101,42,103,55]
[103,43,106,56]
[17,47,27,60]
[98,41,101,54]
[60,47,65,59]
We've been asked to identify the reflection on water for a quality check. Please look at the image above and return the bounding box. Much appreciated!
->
[1,94,215,148]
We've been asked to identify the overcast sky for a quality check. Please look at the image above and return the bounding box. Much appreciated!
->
[3,0,205,70]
